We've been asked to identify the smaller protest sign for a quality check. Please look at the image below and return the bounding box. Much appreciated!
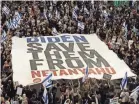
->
[110,97,119,104]
[103,73,112,80]
[16,87,23,95]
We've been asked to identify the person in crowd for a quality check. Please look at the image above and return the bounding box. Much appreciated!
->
[120,89,130,104]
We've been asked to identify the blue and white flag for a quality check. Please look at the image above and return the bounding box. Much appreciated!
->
[72,6,78,20]
[2,5,10,16]
[42,87,49,104]
[6,12,21,29]
[130,86,139,103]
[1,30,7,43]
[12,12,21,29]
[82,66,89,82]
[120,72,128,90]
[132,86,139,93]
[78,21,85,30]
[42,73,52,88]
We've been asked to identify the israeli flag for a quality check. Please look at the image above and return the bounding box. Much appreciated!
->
[72,6,78,20]
[132,86,139,93]
[130,86,139,102]
[42,87,49,104]
[12,12,21,29]
[78,21,85,30]
[6,12,21,29]
[82,66,89,82]
[120,72,128,90]
[2,5,10,16]
[42,73,53,88]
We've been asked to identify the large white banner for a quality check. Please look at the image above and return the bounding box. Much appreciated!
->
[12,34,136,86]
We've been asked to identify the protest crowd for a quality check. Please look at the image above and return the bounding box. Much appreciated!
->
[1,1,139,104]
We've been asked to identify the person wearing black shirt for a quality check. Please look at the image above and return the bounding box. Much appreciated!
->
[39,4,44,18]
[82,92,91,104]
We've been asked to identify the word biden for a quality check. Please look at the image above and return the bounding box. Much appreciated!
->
[27,35,88,43]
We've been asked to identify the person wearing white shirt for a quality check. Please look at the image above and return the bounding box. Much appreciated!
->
[120,89,129,104]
